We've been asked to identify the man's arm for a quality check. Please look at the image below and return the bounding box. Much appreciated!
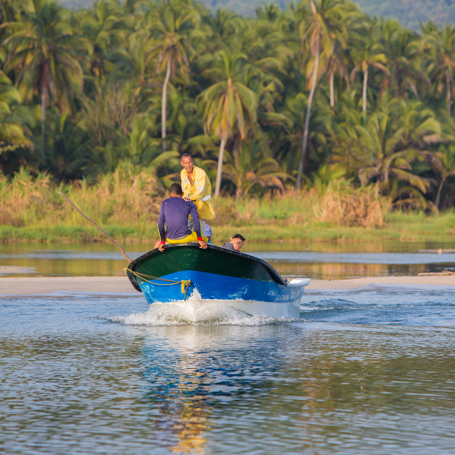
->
[189,202,202,238]
[189,202,207,249]
[157,202,166,243]
[186,170,206,201]
[180,170,191,198]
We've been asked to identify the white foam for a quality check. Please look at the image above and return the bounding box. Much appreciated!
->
[109,290,298,326]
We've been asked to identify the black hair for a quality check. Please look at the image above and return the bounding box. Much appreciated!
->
[232,233,246,242]
[169,183,183,196]
[180,152,193,162]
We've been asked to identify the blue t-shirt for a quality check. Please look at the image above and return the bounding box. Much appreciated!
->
[158,197,201,241]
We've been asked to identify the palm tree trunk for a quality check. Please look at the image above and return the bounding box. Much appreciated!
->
[41,87,47,144]
[436,175,446,212]
[215,138,226,197]
[446,71,451,114]
[162,49,172,151]
[329,69,335,107]
[363,66,368,114]
[296,38,320,191]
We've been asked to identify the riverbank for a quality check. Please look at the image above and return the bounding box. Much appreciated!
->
[2,275,455,295]
[3,169,455,243]
[1,211,455,244]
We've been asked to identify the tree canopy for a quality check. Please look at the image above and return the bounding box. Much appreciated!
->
[2,0,455,211]
[57,0,455,30]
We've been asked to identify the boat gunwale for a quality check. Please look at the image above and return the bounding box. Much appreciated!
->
[126,243,288,293]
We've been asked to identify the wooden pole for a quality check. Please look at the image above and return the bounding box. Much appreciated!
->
[59,192,132,262]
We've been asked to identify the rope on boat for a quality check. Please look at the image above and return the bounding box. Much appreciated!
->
[124,268,192,300]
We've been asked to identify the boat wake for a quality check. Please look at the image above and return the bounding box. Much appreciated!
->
[109,290,297,326]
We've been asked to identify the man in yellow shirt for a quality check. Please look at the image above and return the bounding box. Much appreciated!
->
[180,153,216,234]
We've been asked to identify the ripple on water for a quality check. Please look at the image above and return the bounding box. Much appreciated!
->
[2,290,455,454]
[301,287,455,327]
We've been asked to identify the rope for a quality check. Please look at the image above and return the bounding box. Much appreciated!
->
[124,268,192,300]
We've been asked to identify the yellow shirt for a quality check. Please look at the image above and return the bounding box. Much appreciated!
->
[180,165,216,220]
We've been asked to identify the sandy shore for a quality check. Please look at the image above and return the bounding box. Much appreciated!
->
[307,276,455,290]
[0,277,136,295]
[0,266,36,276]
[1,275,455,296]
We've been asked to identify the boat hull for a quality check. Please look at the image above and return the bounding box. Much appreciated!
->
[126,244,310,319]
[139,270,308,318]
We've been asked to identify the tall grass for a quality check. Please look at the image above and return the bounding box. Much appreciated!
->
[1,167,454,243]
[0,163,162,230]
[314,181,387,228]
[233,182,386,228]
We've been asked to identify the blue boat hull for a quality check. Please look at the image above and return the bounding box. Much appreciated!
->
[127,245,310,318]
[139,270,303,302]
[139,271,309,318]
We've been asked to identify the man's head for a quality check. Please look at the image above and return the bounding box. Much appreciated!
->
[169,183,184,198]
[231,233,246,251]
[180,152,194,174]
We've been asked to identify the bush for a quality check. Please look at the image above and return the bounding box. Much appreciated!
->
[315,182,389,228]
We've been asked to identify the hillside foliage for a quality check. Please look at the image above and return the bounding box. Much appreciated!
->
[57,0,455,29]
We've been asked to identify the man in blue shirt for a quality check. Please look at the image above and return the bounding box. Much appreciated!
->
[155,183,208,252]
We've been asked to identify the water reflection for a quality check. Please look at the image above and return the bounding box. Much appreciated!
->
[2,241,455,279]
[141,328,211,453]
[2,292,455,454]
[134,323,455,454]
[138,325,284,453]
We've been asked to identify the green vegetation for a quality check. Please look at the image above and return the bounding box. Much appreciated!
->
[2,0,455,244]
[199,1,455,30]
[57,0,455,30]
[1,167,454,243]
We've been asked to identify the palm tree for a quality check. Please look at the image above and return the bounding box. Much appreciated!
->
[423,147,455,211]
[42,108,91,181]
[324,2,360,107]
[350,33,389,114]
[0,71,33,154]
[326,39,350,107]
[204,8,240,45]
[379,20,426,99]
[255,4,280,22]
[144,0,196,150]
[332,101,439,200]
[0,0,16,25]
[110,29,155,87]
[294,0,346,191]
[425,25,455,114]
[119,116,178,168]
[222,141,289,200]
[277,91,330,180]
[199,50,257,197]
[311,163,345,196]
[3,0,85,143]
[79,0,130,83]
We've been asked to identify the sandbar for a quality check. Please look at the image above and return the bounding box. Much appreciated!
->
[1,275,455,296]
[0,276,135,295]
[307,276,455,290]
[0,266,36,276]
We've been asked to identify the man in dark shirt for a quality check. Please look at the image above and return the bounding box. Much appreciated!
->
[155,183,207,252]
[222,233,246,252]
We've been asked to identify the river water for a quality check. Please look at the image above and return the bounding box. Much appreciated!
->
[1,242,455,454]
[2,240,455,279]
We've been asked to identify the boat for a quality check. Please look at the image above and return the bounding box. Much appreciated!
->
[126,244,310,319]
